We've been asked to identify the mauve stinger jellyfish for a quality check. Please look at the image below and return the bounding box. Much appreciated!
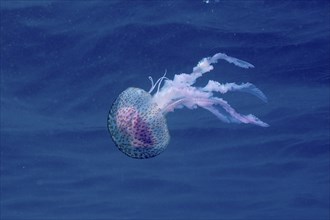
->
[107,53,268,159]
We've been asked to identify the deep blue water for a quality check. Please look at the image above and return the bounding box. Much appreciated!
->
[1,1,329,220]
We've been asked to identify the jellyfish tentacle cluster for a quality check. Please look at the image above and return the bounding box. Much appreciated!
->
[151,52,268,127]
[108,53,268,159]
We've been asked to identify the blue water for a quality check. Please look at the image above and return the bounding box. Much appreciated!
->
[1,1,329,219]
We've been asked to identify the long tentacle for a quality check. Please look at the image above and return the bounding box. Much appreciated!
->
[148,70,168,94]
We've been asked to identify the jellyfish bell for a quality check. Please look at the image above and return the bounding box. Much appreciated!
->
[107,53,268,159]
[108,87,170,159]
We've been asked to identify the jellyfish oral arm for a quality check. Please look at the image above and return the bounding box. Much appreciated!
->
[175,52,255,87]
[202,81,268,103]
[160,96,269,127]
[209,53,255,69]
[151,53,269,127]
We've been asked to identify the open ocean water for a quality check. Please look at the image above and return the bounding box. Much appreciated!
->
[1,1,329,220]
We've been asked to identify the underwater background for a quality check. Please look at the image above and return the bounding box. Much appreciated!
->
[1,1,329,220]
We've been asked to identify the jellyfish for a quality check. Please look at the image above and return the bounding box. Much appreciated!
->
[107,53,268,159]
